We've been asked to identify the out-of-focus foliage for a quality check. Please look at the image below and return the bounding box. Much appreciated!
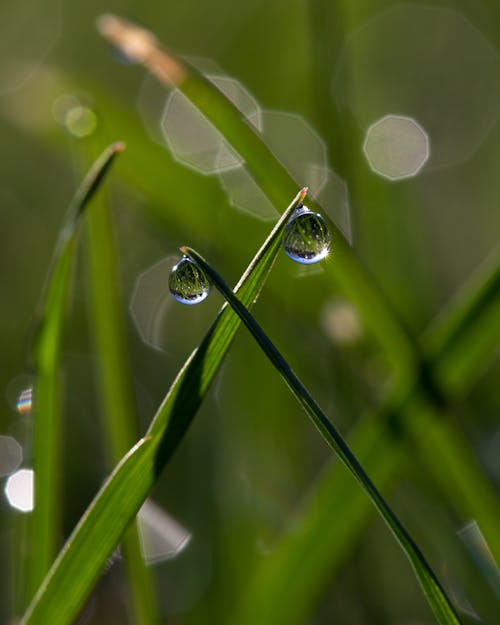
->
[1,1,499,624]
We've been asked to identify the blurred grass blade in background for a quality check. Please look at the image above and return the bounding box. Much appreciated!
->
[96,11,500,578]
[84,150,160,625]
[25,143,124,607]
[182,246,462,625]
[20,189,307,625]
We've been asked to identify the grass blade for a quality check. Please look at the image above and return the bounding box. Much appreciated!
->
[21,188,307,625]
[85,157,160,625]
[183,246,462,625]
[25,142,124,605]
[97,14,420,390]
[233,247,500,625]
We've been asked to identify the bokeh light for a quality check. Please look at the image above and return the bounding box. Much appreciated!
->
[0,0,61,94]
[363,115,429,180]
[16,386,33,415]
[161,75,261,174]
[320,298,363,346]
[137,500,191,564]
[129,256,178,351]
[334,5,500,168]
[0,436,23,477]
[4,468,34,512]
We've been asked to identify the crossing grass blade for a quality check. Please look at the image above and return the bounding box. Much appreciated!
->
[182,246,463,625]
[25,142,124,606]
[20,188,307,625]
[231,247,500,625]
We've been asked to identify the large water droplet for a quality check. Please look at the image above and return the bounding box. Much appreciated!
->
[283,206,331,264]
[169,256,210,305]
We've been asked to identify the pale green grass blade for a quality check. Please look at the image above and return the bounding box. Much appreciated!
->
[85,165,160,625]
[25,143,124,605]
[20,188,306,625]
[97,14,419,391]
[183,246,462,625]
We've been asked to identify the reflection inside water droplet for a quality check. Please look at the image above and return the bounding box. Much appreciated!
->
[283,206,331,264]
[169,256,210,305]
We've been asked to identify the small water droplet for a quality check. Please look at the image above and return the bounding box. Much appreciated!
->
[169,256,210,305]
[283,206,331,264]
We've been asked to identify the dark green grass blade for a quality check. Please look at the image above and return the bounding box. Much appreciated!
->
[85,161,160,625]
[233,247,500,625]
[183,246,462,625]
[20,188,306,625]
[25,143,124,605]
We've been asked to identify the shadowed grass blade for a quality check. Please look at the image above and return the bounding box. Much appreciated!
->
[85,161,160,625]
[183,246,462,625]
[20,188,307,625]
[232,246,500,625]
[25,142,124,605]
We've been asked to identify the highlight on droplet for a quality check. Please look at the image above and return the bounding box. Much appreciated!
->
[5,468,34,513]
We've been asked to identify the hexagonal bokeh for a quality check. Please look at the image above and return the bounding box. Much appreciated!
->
[161,74,261,175]
[333,5,500,168]
[0,435,23,477]
[0,0,61,93]
[363,115,429,180]
[129,256,179,351]
[5,468,34,512]
[219,110,328,220]
[219,111,352,242]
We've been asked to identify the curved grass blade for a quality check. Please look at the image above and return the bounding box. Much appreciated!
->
[25,142,125,605]
[97,14,419,391]
[182,246,462,625]
[20,188,307,625]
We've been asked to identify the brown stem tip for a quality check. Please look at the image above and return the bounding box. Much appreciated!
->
[96,14,186,86]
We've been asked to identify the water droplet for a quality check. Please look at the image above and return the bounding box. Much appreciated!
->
[283,206,331,264]
[169,256,210,305]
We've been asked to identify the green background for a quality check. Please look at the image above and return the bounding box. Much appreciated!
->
[1,1,499,623]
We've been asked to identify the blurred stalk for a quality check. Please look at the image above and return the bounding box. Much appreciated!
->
[24,145,123,608]
[83,146,160,625]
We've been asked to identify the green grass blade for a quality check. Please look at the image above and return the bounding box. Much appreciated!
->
[183,246,462,625]
[97,14,419,390]
[85,160,160,625]
[423,243,500,394]
[234,248,500,625]
[20,188,306,625]
[25,142,124,605]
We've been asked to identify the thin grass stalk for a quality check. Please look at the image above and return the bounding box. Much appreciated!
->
[85,160,160,624]
[183,246,462,625]
[25,144,124,605]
